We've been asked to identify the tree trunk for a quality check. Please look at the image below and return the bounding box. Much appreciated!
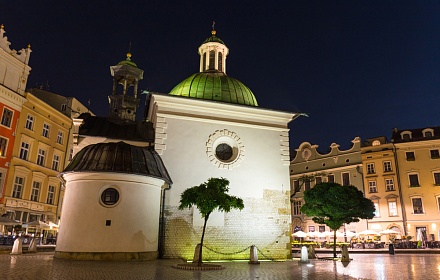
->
[333,230,337,258]
[198,213,210,266]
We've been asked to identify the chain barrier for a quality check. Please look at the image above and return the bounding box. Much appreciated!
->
[203,244,251,255]
[255,246,275,261]
[202,244,276,261]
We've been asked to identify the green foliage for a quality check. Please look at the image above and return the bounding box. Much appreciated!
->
[178,177,244,217]
[301,182,375,258]
[301,182,375,230]
[178,177,244,266]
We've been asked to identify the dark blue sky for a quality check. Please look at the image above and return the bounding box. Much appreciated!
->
[3,1,440,150]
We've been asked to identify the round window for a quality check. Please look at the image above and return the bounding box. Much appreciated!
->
[101,188,120,206]
[215,143,233,161]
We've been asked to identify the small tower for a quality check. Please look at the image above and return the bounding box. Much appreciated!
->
[198,25,229,74]
[108,52,144,122]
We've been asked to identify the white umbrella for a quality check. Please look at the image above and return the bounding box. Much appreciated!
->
[22,220,50,229]
[292,230,307,238]
[358,229,379,236]
[346,231,357,238]
[379,229,399,235]
[0,216,21,225]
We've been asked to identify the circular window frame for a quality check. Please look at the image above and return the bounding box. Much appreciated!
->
[98,186,121,208]
[206,129,244,169]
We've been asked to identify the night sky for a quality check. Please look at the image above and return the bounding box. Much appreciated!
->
[2,1,440,151]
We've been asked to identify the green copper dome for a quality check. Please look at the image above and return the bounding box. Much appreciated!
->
[169,70,258,106]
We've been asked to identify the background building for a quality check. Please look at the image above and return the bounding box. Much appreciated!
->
[290,137,368,237]
[392,127,440,242]
[361,136,405,236]
[0,24,30,204]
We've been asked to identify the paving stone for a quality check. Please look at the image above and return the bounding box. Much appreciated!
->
[1,252,440,279]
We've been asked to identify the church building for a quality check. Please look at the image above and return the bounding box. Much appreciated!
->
[55,28,300,261]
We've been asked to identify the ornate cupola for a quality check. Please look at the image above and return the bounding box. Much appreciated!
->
[108,52,144,122]
[198,24,229,74]
[169,25,258,106]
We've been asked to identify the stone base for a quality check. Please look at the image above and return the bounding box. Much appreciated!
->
[54,250,158,261]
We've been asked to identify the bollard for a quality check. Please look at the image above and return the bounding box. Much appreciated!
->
[299,246,309,264]
[10,238,22,255]
[389,244,395,255]
[192,244,202,263]
[307,245,316,259]
[249,245,260,264]
[28,238,37,253]
[341,244,350,262]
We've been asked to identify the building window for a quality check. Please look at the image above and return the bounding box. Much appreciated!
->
[388,201,398,216]
[47,185,55,205]
[372,140,381,146]
[304,180,311,191]
[437,197,440,212]
[56,131,63,144]
[412,198,424,214]
[0,172,4,198]
[367,163,375,174]
[293,200,302,215]
[61,104,67,111]
[402,133,411,140]
[315,177,322,185]
[293,180,300,192]
[208,50,215,70]
[385,178,395,191]
[218,52,223,72]
[374,202,380,217]
[12,177,24,198]
[424,130,434,138]
[52,155,60,171]
[369,181,377,193]
[406,152,415,161]
[42,123,50,138]
[30,181,41,202]
[383,161,392,172]
[19,142,30,160]
[409,174,420,187]
[37,149,46,166]
[328,174,335,183]
[319,226,325,232]
[431,149,440,159]
[25,115,34,130]
[101,188,119,206]
[434,172,440,186]
[0,137,7,157]
[1,107,13,127]
[342,172,350,186]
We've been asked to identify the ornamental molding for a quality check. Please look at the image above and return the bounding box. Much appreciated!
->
[206,129,244,170]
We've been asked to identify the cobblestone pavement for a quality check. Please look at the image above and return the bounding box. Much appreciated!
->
[1,252,440,280]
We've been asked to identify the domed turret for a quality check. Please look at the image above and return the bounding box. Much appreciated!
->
[169,27,258,106]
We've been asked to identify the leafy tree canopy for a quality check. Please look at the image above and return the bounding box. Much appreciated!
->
[179,177,244,218]
[301,182,375,230]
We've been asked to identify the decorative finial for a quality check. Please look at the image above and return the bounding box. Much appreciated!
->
[27,44,31,49]
[1,24,4,29]
[126,52,132,60]
[211,21,216,36]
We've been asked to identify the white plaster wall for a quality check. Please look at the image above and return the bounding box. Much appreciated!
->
[56,172,164,253]
[161,117,290,206]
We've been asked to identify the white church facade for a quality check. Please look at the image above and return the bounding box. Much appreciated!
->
[55,29,300,261]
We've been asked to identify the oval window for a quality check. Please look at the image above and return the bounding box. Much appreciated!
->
[215,143,233,161]
[101,188,120,206]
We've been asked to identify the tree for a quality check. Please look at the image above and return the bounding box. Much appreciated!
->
[178,177,244,266]
[300,182,375,258]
